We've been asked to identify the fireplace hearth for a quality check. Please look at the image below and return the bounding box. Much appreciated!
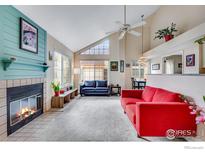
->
[7,83,43,135]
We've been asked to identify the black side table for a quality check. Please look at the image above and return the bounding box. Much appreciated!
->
[111,86,121,96]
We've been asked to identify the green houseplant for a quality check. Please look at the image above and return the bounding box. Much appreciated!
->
[51,81,60,96]
[154,23,177,42]
[195,36,205,44]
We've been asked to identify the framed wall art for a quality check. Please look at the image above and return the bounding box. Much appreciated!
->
[120,60,124,72]
[152,64,160,70]
[110,61,118,71]
[20,17,38,53]
[186,54,195,67]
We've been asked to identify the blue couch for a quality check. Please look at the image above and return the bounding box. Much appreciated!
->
[80,80,111,96]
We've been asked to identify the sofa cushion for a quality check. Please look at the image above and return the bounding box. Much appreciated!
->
[96,80,107,87]
[82,87,96,93]
[142,86,157,102]
[95,87,109,93]
[84,81,96,87]
[152,88,182,102]
[126,104,136,124]
[82,87,95,90]
[95,87,108,90]
[121,97,145,111]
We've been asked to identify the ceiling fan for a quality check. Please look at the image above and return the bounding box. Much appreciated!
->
[106,5,146,40]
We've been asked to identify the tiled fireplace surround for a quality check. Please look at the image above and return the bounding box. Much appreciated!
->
[0,78,48,141]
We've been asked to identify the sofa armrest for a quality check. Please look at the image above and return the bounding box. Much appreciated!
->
[80,84,85,94]
[121,89,143,98]
[135,102,196,136]
[107,85,111,94]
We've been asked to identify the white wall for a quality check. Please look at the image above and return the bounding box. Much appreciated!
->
[74,5,205,89]
[74,18,152,89]
[147,75,205,107]
[183,44,199,74]
[109,33,127,87]
[150,57,162,74]
[74,33,125,87]
[146,5,205,75]
[144,6,205,141]
[150,5,205,49]
[149,42,201,75]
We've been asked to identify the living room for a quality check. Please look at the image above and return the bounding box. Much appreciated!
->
[0,0,205,153]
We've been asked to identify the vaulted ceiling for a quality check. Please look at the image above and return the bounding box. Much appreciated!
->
[15,5,160,52]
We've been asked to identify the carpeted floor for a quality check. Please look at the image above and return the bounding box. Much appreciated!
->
[5,96,185,141]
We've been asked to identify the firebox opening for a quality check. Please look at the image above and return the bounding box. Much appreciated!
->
[7,83,43,135]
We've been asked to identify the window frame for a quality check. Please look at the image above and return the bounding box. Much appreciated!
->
[53,52,71,87]
[131,61,145,80]
[80,40,109,55]
[80,61,108,81]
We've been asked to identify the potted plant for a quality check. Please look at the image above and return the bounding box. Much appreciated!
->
[51,81,60,96]
[154,23,177,42]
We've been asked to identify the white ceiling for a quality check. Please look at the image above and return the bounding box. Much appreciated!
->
[14,5,160,52]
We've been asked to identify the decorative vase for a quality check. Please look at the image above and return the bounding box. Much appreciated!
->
[54,91,60,96]
[164,35,174,42]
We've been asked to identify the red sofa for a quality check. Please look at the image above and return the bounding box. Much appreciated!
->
[120,86,196,137]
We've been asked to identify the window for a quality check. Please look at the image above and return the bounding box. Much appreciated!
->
[131,61,145,80]
[81,40,109,55]
[80,61,108,81]
[62,55,71,85]
[82,67,95,81]
[54,52,71,86]
[54,52,62,84]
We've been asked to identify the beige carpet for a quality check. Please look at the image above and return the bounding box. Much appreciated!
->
[4,96,185,141]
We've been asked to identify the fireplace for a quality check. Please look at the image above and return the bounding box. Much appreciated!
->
[7,83,43,135]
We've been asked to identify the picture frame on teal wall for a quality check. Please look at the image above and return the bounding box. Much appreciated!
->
[20,17,38,54]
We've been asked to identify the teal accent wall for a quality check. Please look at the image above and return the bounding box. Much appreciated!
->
[0,6,47,80]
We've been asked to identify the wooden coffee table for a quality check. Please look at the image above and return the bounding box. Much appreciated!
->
[51,88,78,108]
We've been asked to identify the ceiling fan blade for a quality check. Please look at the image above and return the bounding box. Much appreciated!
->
[128,30,141,37]
[118,31,126,40]
[105,30,118,35]
[131,21,146,29]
